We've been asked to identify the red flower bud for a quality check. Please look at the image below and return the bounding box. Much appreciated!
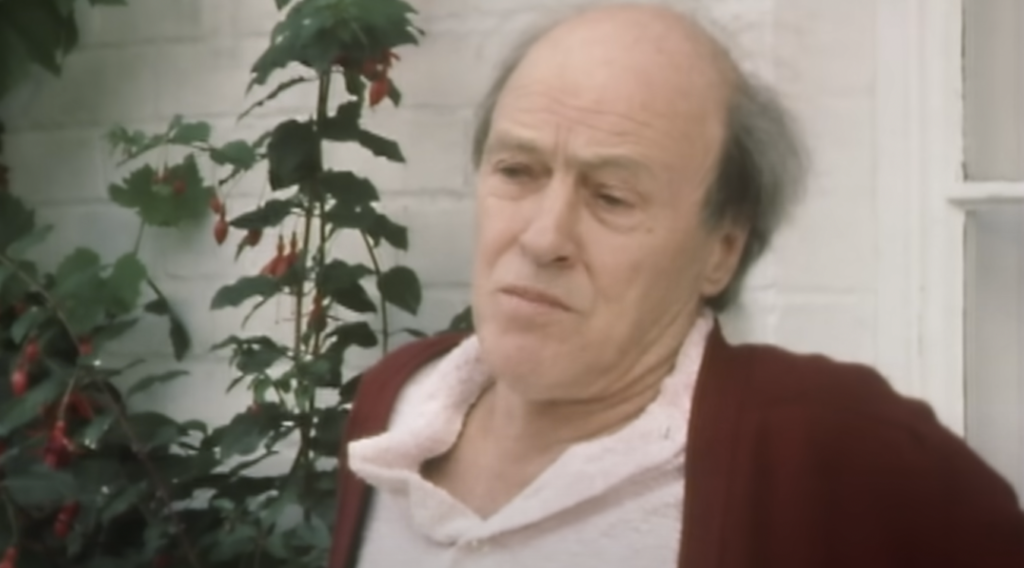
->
[214,214,229,245]
[77,337,93,357]
[23,339,40,365]
[209,195,225,215]
[369,78,390,108]
[245,229,263,247]
[10,365,28,396]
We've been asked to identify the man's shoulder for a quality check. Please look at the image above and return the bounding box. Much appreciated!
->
[730,340,1016,503]
[732,340,936,427]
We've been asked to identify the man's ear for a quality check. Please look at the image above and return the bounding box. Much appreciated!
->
[699,223,749,298]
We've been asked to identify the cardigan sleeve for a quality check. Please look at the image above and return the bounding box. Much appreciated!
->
[757,383,1024,568]
[901,399,1024,565]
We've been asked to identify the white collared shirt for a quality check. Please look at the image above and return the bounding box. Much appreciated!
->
[347,313,713,568]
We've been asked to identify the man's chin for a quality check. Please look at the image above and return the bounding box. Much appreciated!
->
[479,328,568,378]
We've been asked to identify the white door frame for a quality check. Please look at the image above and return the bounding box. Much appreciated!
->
[875,0,1024,436]
[874,0,966,434]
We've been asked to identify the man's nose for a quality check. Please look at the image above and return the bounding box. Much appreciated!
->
[517,174,578,266]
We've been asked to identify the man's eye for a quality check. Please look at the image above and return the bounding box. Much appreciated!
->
[596,193,632,209]
[497,164,533,180]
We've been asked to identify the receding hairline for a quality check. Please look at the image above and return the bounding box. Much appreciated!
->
[472,4,747,164]
[525,4,744,97]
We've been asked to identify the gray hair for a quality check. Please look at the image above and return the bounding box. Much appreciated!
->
[470,10,807,313]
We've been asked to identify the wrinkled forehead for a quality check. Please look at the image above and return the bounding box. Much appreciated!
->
[488,8,733,175]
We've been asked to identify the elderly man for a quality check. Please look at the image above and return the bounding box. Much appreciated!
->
[328,4,1024,568]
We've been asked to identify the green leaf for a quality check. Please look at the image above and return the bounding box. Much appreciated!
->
[0,27,32,101]
[326,321,378,350]
[319,260,374,290]
[168,116,211,145]
[210,139,258,169]
[267,119,321,190]
[311,406,348,457]
[5,224,53,257]
[208,523,260,563]
[213,411,277,459]
[0,191,37,253]
[105,253,147,315]
[317,170,379,207]
[332,282,377,314]
[261,473,301,527]
[105,124,160,161]
[211,275,280,309]
[0,0,70,75]
[229,199,295,230]
[104,411,182,451]
[0,259,35,308]
[109,157,215,227]
[76,414,116,448]
[126,370,189,399]
[144,279,191,360]
[212,335,289,375]
[323,202,376,232]
[317,261,376,313]
[9,306,47,343]
[236,342,285,374]
[3,467,77,508]
[52,248,105,335]
[294,516,332,549]
[385,78,402,106]
[239,75,313,121]
[357,129,405,162]
[378,265,421,315]
[0,374,68,436]
[180,419,208,437]
[446,306,474,332]
[319,101,361,142]
[92,317,139,346]
[366,212,408,250]
[54,247,102,290]
[101,483,149,523]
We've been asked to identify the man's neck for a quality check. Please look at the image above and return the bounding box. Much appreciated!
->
[475,309,702,461]
[476,354,677,459]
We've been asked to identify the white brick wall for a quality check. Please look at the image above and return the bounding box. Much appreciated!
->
[1,0,893,422]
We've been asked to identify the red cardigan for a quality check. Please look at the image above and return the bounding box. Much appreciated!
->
[328,325,1024,568]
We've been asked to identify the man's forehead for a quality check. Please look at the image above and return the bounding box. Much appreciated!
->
[484,129,656,173]
[490,8,733,135]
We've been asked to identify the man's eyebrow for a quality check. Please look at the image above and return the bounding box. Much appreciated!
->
[484,132,653,177]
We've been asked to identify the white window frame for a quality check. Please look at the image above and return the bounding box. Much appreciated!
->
[875,0,1024,437]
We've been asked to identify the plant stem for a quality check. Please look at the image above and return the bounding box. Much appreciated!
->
[311,199,328,358]
[133,219,146,255]
[95,383,205,568]
[283,70,332,492]
[1,492,18,546]
[360,231,389,355]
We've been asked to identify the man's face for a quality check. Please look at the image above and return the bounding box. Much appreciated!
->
[471,12,742,400]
